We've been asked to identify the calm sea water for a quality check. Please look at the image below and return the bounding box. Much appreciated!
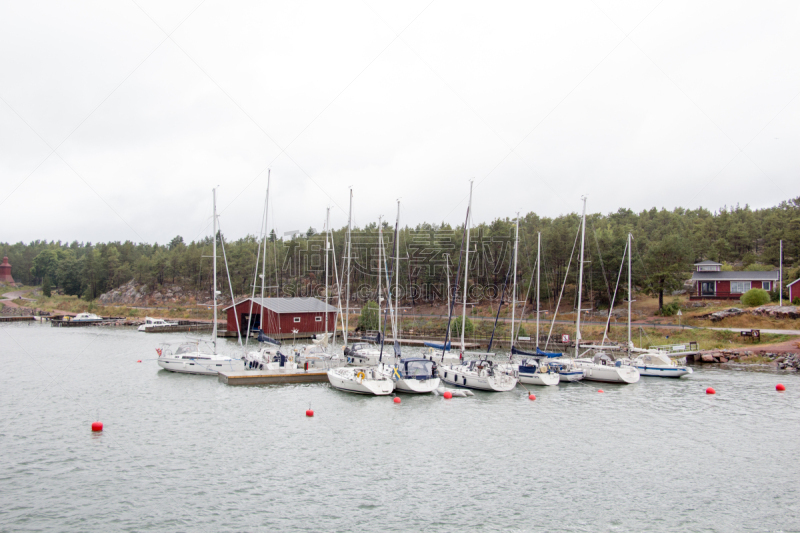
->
[1,323,799,532]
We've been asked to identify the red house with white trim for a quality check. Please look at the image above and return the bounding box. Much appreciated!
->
[223,297,337,338]
[690,260,779,300]
[788,279,800,304]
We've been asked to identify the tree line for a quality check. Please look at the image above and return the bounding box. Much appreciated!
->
[2,197,798,311]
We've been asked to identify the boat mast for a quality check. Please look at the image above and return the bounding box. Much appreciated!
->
[628,232,632,354]
[460,179,474,353]
[445,255,451,339]
[575,196,587,358]
[324,206,330,345]
[395,199,400,338]
[212,188,218,354]
[536,231,541,349]
[344,188,353,345]
[377,216,382,340]
[260,170,270,330]
[510,213,519,350]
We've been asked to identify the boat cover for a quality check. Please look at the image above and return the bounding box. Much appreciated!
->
[424,341,451,351]
[257,330,281,346]
[511,346,562,358]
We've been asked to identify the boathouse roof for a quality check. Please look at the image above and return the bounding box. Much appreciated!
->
[222,297,337,314]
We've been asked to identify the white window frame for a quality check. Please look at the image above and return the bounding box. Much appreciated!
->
[697,265,720,272]
[315,316,322,322]
[293,317,301,323]
[762,281,770,290]
[730,281,751,294]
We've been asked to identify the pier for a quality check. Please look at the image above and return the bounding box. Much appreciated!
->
[218,369,330,386]
[0,316,35,323]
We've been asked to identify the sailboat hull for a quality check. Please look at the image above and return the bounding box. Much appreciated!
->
[394,377,441,393]
[634,365,693,378]
[576,361,640,384]
[158,357,245,375]
[437,365,518,392]
[327,368,394,395]
[519,371,560,386]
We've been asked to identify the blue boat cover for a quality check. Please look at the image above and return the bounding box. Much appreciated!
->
[511,346,562,358]
[256,330,281,346]
[424,341,451,351]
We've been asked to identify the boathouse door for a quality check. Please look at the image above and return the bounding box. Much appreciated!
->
[240,313,261,333]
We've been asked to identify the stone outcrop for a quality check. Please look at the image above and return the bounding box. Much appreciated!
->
[699,305,800,321]
[690,350,800,370]
[97,280,221,306]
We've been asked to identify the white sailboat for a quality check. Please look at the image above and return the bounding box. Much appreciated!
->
[157,189,245,375]
[436,181,518,392]
[570,198,639,385]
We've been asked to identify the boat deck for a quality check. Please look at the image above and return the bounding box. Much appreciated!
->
[218,369,330,386]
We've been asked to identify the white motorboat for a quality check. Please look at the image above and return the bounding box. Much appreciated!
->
[327,366,395,395]
[574,353,640,384]
[391,358,441,393]
[157,341,245,375]
[138,316,179,331]
[72,312,103,322]
[630,351,693,378]
[295,344,346,370]
[438,357,518,392]
[514,358,560,386]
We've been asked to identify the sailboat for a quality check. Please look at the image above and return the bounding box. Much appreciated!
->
[156,189,245,375]
[327,191,395,395]
[421,253,461,365]
[436,181,518,392]
[508,221,560,386]
[570,198,640,384]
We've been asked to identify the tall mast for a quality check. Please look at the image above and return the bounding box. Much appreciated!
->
[260,170,270,329]
[324,206,330,344]
[445,255,451,339]
[536,231,541,349]
[395,199,400,337]
[628,232,632,354]
[344,188,353,345]
[780,239,783,306]
[510,214,519,349]
[460,180,474,353]
[575,196,587,358]
[377,216,382,335]
[212,188,218,353]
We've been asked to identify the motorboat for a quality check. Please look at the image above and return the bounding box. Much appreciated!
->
[438,356,518,392]
[72,312,103,322]
[574,353,640,384]
[156,341,245,375]
[138,316,179,331]
[513,358,560,386]
[295,344,346,370]
[391,357,441,393]
[327,366,394,395]
[630,351,693,378]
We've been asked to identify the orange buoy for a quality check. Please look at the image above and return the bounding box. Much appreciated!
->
[776,383,786,392]
[528,394,536,401]
[136,360,142,363]
[706,387,716,395]
[443,391,452,399]
[305,409,314,417]
[598,389,604,393]
[393,397,401,404]
[91,421,103,432]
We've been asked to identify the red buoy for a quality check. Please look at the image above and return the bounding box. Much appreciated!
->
[706,387,716,395]
[443,391,452,399]
[136,360,142,363]
[393,397,401,404]
[598,389,604,393]
[91,421,103,432]
[305,409,314,417]
[776,383,786,392]
[528,394,536,401]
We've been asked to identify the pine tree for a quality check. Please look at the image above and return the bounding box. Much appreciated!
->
[42,275,52,297]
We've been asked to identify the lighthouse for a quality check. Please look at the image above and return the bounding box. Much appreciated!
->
[0,257,14,284]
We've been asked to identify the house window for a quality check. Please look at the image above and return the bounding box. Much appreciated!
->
[293,317,301,323]
[698,265,719,271]
[730,281,751,294]
[315,316,322,322]
[762,281,770,290]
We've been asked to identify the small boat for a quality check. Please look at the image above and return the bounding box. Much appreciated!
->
[574,353,640,384]
[138,317,179,331]
[157,341,245,375]
[438,356,518,392]
[515,358,560,386]
[72,312,103,322]
[327,366,394,395]
[391,357,441,393]
[630,351,693,378]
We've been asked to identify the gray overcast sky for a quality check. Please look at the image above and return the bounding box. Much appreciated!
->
[1,0,798,245]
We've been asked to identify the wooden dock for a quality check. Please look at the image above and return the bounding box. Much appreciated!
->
[0,316,35,323]
[144,324,214,333]
[51,319,120,327]
[218,369,330,386]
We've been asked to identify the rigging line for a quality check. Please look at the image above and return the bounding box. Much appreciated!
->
[514,255,538,345]
[544,222,581,351]
[601,239,628,346]
[216,216,242,347]
[591,223,613,307]
[0,0,207,211]
[244,191,269,347]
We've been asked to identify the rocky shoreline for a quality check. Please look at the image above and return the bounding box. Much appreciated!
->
[700,305,800,321]
[688,350,800,370]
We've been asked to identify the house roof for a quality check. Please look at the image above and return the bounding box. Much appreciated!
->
[787,278,800,288]
[694,260,722,266]
[223,297,337,313]
[691,271,779,281]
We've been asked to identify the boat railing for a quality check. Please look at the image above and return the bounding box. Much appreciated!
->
[648,342,699,354]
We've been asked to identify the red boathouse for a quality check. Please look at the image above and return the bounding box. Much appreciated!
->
[223,297,337,338]
[788,279,800,304]
[690,260,779,300]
